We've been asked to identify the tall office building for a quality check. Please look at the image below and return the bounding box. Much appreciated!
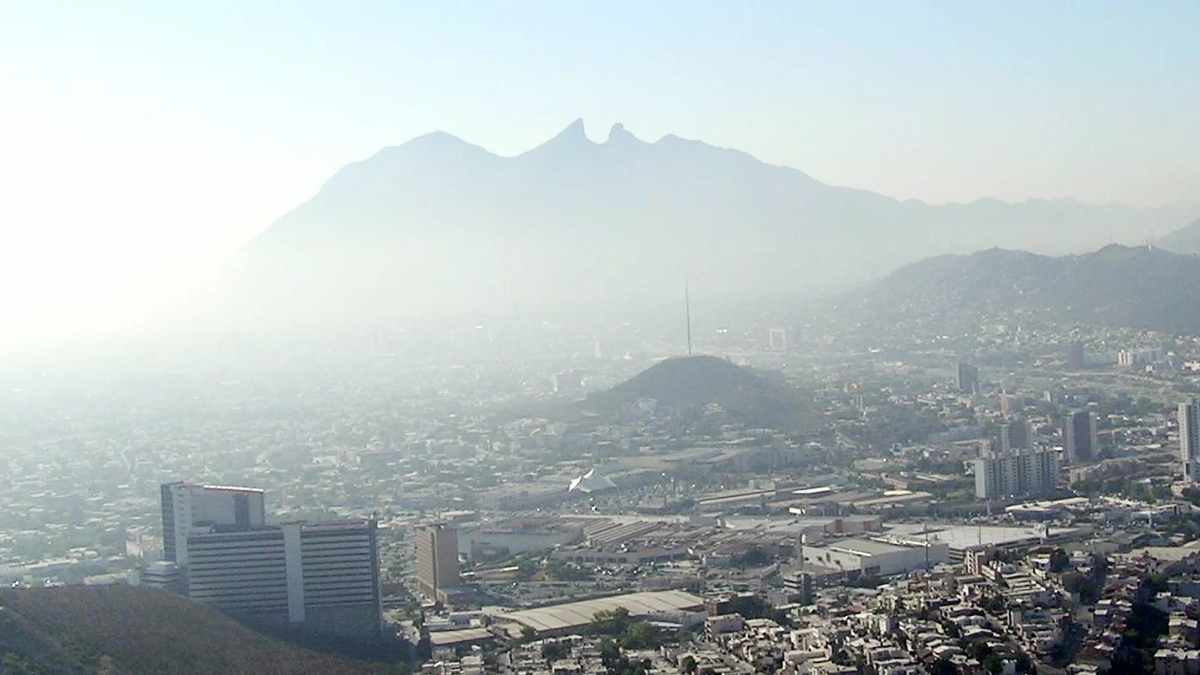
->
[416,524,460,598]
[996,417,1033,453]
[161,482,266,567]
[1181,399,1200,482]
[159,482,380,637]
[1062,410,1098,464]
[956,362,980,395]
[185,520,381,636]
[974,447,1059,499]
[140,560,182,593]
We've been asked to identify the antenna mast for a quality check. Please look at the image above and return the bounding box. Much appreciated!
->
[685,280,693,357]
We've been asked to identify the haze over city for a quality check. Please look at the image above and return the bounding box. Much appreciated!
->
[6,4,1200,675]
[3,2,1200,349]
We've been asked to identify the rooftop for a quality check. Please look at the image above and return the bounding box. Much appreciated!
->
[491,590,704,634]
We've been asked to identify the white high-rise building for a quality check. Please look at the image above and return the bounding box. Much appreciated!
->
[185,520,381,636]
[974,447,1059,500]
[159,482,380,637]
[160,482,266,567]
[1181,399,1200,482]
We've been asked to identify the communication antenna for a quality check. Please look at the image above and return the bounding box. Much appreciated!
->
[685,279,693,357]
[923,523,930,572]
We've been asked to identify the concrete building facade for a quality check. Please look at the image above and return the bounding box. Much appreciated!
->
[416,523,461,598]
[159,482,380,638]
[974,447,1059,500]
[184,520,381,637]
[160,482,266,567]
[1182,399,1200,482]
[1062,410,1098,465]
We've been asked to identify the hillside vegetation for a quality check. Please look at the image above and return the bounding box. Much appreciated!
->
[0,586,402,675]
[847,244,1200,335]
[584,355,812,430]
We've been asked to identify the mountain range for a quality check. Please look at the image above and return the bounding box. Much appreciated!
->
[844,244,1200,334]
[1158,218,1200,254]
[226,120,1198,326]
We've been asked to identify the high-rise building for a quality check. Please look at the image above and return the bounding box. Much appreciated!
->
[974,447,1059,499]
[999,394,1024,417]
[1181,399,1200,482]
[159,482,380,637]
[996,417,1033,453]
[416,524,460,598]
[1067,342,1086,370]
[1062,410,1098,464]
[160,482,266,567]
[956,362,980,395]
[768,328,788,352]
[185,520,381,636]
[140,560,182,593]
[1118,348,1165,369]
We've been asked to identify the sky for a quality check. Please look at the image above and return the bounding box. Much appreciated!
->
[1,1,1198,347]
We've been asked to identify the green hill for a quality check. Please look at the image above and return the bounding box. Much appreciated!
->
[847,244,1200,335]
[0,586,403,675]
[584,355,812,430]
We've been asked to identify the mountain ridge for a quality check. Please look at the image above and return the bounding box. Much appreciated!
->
[1158,218,1200,254]
[843,243,1200,335]
[225,119,1199,328]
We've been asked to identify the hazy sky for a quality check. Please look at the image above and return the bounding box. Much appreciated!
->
[2,1,1198,346]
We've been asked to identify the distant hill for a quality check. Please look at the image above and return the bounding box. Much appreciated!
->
[845,244,1200,334]
[0,586,399,675]
[1158,218,1200,254]
[583,355,811,430]
[223,120,1197,329]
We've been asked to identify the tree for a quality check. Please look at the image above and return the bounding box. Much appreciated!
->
[969,641,992,662]
[592,608,633,636]
[621,621,658,650]
[516,558,538,581]
[1049,548,1070,573]
[415,634,432,662]
[983,595,1007,614]
[931,658,957,675]
[520,626,538,643]
[599,638,621,667]
[681,656,697,675]
[542,641,568,662]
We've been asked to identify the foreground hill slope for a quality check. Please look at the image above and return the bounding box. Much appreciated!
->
[0,586,397,675]
[846,244,1200,334]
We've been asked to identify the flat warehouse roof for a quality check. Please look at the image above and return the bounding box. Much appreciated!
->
[827,539,909,556]
[429,628,495,646]
[499,590,704,633]
[886,523,1085,550]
